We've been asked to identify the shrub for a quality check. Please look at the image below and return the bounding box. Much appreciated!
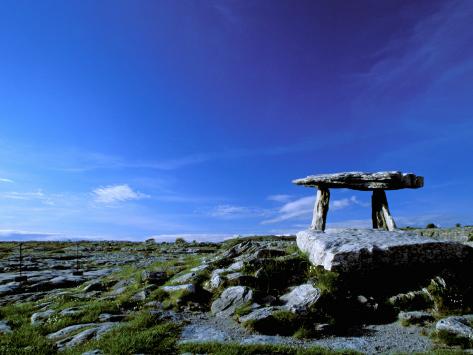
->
[426,223,437,229]
[175,237,187,245]
[432,329,473,349]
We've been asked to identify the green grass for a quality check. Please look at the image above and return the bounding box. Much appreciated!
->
[306,265,340,295]
[63,311,181,355]
[179,342,360,355]
[431,329,473,349]
[0,324,56,355]
[242,310,299,336]
[234,302,253,318]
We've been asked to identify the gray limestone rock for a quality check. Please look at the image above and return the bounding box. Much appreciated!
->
[0,320,12,334]
[141,271,167,285]
[297,228,473,273]
[131,290,148,302]
[280,283,321,314]
[211,286,253,317]
[60,307,82,317]
[239,307,275,323]
[47,323,96,340]
[83,280,106,292]
[436,316,473,340]
[161,284,196,294]
[398,311,434,324]
[293,171,423,191]
[0,282,21,297]
[170,271,197,285]
[82,350,103,355]
[31,309,55,325]
[180,324,228,343]
[98,313,125,322]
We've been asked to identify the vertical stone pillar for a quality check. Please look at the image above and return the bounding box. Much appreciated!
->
[371,189,397,231]
[311,187,330,231]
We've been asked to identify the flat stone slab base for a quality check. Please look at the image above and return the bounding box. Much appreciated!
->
[297,229,473,274]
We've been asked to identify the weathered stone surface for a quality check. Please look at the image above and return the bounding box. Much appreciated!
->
[180,324,229,342]
[171,271,198,284]
[161,284,195,294]
[82,350,103,355]
[59,307,82,317]
[83,280,106,292]
[31,309,55,325]
[388,290,433,311]
[436,316,473,340]
[280,283,321,313]
[55,323,116,349]
[293,171,424,191]
[398,311,434,324]
[311,187,330,231]
[0,320,12,334]
[239,307,275,323]
[211,286,253,317]
[98,313,125,322]
[297,229,473,273]
[131,290,148,302]
[371,189,396,231]
[204,269,225,292]
[0,282,21,297]
[47,323,96,340]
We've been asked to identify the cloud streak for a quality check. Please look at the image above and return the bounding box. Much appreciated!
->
[92,184,149,204]
[262,195,366,225]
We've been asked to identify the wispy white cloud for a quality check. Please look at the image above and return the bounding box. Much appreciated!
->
[261,196,314,224]
[0,178,14,183]
[0,190,55,205]
[332,196,368,210]
[267,194,292,202]
[262,195,367,225]
[207,204,268,219]
[92,184,149,204]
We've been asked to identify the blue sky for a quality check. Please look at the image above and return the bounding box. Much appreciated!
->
[0,0,472,241]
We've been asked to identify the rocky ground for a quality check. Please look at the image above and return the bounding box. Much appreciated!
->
[0,228,472,354]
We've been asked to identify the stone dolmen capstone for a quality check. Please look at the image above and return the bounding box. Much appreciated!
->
[293,171,424,231]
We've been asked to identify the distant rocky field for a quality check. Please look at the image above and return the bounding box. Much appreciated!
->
[0,227,472,354]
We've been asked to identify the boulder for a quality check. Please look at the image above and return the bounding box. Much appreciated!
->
[83,280,106,292]
[436,316,473,341]
[211,286,253,317]
[204,269,225,291]
[161,284,195,294]
[0,320,12,334]
[398,311,434,325]
[297,229,473,274]
[280,283,320,313]
[98,313,125,322]
[238,307,274,323]
[170,271,197,284]
[59,307,82,317]
[388,290,432,311]
[31,309,55,325]
[0,282,21,297]
[47,323,96,340]
[131,290,148,302]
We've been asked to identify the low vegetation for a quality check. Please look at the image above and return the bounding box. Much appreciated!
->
[179,341,361,355]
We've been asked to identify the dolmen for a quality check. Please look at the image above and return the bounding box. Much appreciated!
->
[293,171,473,293]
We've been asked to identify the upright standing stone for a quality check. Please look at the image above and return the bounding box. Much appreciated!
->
[311,187,330,231]
[371,189,396,231]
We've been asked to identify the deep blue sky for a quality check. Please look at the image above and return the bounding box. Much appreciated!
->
[1,0,472,241]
